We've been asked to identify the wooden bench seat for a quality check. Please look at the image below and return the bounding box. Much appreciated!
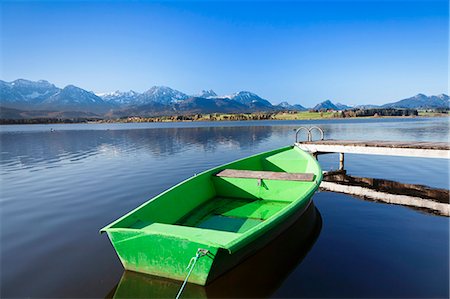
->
[215,169,314,181]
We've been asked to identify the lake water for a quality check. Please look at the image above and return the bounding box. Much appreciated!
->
[1,117,449,298]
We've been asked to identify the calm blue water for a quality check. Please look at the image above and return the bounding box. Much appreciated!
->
[1,117,449,298]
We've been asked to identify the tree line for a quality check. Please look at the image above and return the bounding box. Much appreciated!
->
[0,118,101,124]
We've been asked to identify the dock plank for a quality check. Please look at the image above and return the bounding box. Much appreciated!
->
[295,139,449,159]
[299,140,450,150]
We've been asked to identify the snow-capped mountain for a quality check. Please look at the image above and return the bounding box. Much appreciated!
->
[0,79,60,108]
[11,79,59,101]
[277,101,292,109]
[41,85,111,113]
[313,100,339,111]
[194,90,217,98]
[44,85,102,104]
[312,100,353,111]
[1,79,448,118]
[216,91,273,108]
[382,93,450,109]
[437,94,449,101]
[276,101,306,111]
[136,86,189,105]
[99,87,189,106]
[100,90,140,105]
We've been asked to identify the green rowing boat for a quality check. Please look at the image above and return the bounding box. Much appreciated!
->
[100,145,322,286]
[107,202,322,298]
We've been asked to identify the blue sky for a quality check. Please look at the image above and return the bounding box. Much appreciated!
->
[1,0,448,106]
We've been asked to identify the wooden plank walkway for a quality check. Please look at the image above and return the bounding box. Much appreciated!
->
[295,140,450,159]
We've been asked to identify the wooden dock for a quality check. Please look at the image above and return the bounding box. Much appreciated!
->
[295,140,450,159]
[293,128,449,215]
[321,172,449,216]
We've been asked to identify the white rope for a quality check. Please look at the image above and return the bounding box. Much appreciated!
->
[175,248,208,299]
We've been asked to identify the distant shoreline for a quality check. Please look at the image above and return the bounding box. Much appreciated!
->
[1,110,448,125]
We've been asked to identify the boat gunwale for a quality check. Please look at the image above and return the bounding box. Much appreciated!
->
[102,225,240,248]
[100,145,292,233]
[100,145,322,253]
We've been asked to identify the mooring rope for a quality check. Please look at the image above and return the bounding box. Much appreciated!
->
[175,248,209,299]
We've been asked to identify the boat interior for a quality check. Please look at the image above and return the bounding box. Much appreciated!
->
[105,146,320,242]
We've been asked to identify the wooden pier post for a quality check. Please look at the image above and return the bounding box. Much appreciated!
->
[339,153,344,170]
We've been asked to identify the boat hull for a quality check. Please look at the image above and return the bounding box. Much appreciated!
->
[102,145,322,285]
[107,202,322,298]
[105,197,313,285]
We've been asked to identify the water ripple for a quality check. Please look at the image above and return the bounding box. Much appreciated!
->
[1,117,448,298]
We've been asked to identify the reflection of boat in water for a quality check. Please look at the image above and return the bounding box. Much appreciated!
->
[106,202,322,298]
[322,171,449,216]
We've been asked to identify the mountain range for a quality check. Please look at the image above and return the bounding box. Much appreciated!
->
[380,93,449,109]
[0,79,448,119]
[312,100,352,111]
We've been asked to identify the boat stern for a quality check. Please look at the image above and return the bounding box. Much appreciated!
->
[102,225,235,285]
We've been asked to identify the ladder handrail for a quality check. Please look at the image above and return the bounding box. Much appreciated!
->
[295,126,312,142]
[309,126,324,141]
[294,126,324,142]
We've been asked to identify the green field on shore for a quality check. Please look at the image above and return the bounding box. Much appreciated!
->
[103,110,446,123]
[105,111,341,123]
[1,110,447,125]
